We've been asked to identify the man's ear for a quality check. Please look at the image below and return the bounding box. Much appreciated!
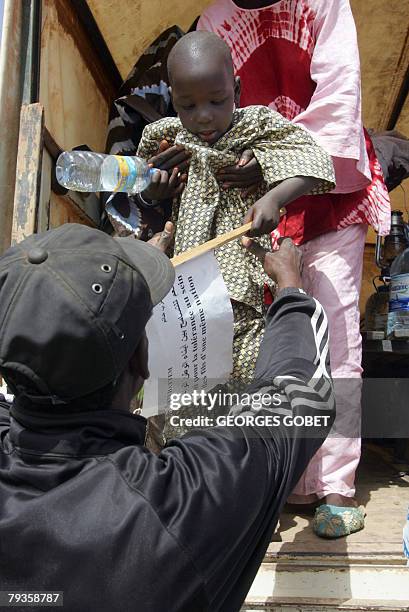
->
[130,333,150,381]
[234,77,241,107]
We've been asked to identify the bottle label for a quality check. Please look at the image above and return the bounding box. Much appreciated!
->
[113,156,137,192]
[389,273,409,312]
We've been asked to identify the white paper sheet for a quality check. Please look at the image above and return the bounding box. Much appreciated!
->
[143,251,234,417]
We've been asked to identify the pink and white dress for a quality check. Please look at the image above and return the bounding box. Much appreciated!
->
[198,0,391,502]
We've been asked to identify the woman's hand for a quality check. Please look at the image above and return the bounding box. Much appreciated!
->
[148,139,191,174]
[142,140,190,202]
[216,149,264,195]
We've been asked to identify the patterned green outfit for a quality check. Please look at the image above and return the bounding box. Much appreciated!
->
[138,106,335,380]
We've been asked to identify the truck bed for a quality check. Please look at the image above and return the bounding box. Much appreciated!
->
[244,443,409,611]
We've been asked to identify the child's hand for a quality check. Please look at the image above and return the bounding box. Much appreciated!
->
[243,193,282,236]
[243,175,319,236]
[141,167,187,202]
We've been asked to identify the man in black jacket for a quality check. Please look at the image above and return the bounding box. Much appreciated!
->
[0,224,334,612]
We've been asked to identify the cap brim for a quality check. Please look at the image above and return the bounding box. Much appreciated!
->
[115,237,175,306]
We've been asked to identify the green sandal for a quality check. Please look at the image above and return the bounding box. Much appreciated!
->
[313,504,366,538]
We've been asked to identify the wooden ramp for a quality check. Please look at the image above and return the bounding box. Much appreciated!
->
[243,444,409,611]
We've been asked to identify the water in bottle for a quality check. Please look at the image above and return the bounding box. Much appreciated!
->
[56,151,106,192]
[387,247,409,336]
[56,152,156,194]
[100,155,154,194]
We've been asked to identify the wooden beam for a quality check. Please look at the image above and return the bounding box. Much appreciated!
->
[43,127,63,162]
[37,148,53,232]
[70,0,122,92]
[55,0,121,104]
[380,27,409,129]
[43,125,102,223]
[11,103,44,245]
[387,64,409,130]
[49,193,97,228]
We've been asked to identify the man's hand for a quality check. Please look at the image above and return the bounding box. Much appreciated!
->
[147,221,174,253]
[216,149,264,195]
[242,236,303,291]
[243,192,282,237]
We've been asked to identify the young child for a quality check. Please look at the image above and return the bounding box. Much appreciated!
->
[137,31,335,381]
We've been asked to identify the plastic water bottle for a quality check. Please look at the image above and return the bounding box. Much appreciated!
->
[56,151,156,194]
[387,247,409,336]
[101,155,156,194]
[56,151,106,192]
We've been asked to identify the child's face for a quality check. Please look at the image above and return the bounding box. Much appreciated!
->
[170,64,240,145]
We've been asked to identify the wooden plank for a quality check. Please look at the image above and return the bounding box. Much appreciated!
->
[43,127,63,162]
[49,192,97,228]
[246,562,409,607]
[54,0,117,104]
[39,0,109,153]
[379,27,409,130]
[70,0,122,94]
[171,222,252,267]
[87,0,214,79]
[37,148,53,232]
[11,103,44,245]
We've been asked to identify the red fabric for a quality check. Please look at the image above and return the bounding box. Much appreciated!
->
[232,11,316,116]
[274,131,383,246]
[229,13,387,246]
[200,3,390,246]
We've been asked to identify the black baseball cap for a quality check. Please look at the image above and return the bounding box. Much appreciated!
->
[0,224,175,404]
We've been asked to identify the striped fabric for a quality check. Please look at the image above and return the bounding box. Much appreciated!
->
[231,290,335,421]
[102,26,184,237]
